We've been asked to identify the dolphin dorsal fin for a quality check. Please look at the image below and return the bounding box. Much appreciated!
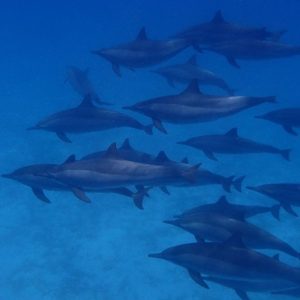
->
[78,94,95,108]
[225,128,238,137]
[136,27,148,40]
[155,151,171,164]
[216,195,229,206]
[211,10,226,24]
[182,79,202,95]
[223,234,247,249]
[120,138,132,150]
[104,143,119,158]
[187,55,197,66]
[62,154,76,164]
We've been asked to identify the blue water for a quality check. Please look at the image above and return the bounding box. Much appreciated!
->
[2,0,300,299]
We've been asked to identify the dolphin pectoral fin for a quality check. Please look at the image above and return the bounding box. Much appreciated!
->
[282,202,298,217]
[203,150,218,161]
[56,132,72,143]
[271,205,281,221]
[167,78,175,88]
[187,269,209,289]
[226,56,240,69]
[160,186,170,195]
[283,125,298,136]
[71,188,91,203]
[32,188,51,203]
[152,118,167,134]
[235,290,249,300]
[112,63,121,77]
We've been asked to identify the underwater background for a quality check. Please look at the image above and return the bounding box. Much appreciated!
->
[2,0,300,299]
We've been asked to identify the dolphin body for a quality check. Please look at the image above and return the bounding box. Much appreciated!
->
[175,195,280,221]
[92,27,191,76]
[247,184,300,217]
[82,139,244,193]
[28,95,152,143]
[65,66,108,105]
[165,212,300,259]
[178,127,291,161]
[256,108,300,136]
[149,237,300,287]
[205,39,300,68]
[152,55,234,95]
[124,80,276,133]
[174,10,284,45]
[1,157,150,208]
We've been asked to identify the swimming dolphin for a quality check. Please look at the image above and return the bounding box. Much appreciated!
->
[164,212,300,259]
[174,10,285,45]
[1,157,150,208]
[28,95,152,142]
[247,183,300,217]
[124,80,276,133]
[44,143,201,208]
[256,108,300,136]
[149,236,300,287]
[152,55,234,95]
[92,27,191,76]
[205,39,300,68]
[178,127,291,161]
[65,66,109,105]
[175,195,280,221]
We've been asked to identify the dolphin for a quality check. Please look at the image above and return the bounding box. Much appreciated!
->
[91,27,192,76]
[1,156,150,208]
[28,95,152,142]
[247,183,300,217]
[149,236,300,286]
[205,39,300,68]
[65,66,109,105]
[123,80,276,133]
[152,55,234,95]
[43,143,201,207]
[175,195,280,221]
[174,10,285,45]
[256,108,300,136]
[178,127,291,161]
[164,212,300,259]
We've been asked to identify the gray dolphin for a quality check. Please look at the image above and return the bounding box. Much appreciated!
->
[92,27,191,76]
[247,183,300,217]
[256,108,300,136]
[149,237,300,287]
[28,95,152,143]
[175,195,280,221]
[164,212,300,259]
[205,39,300,68]
[152,55,234,95]
[124,80,276,133]
[178,127,291,161]
[44,143,201,207]
[174,10,285,45]
[2,156,150,208]
[65,66,109,105]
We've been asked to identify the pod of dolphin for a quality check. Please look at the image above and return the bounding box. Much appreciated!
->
[4,10,300,300]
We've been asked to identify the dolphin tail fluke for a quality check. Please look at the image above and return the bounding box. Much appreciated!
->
[271,205,281,221]
[144,124,153,135]
[233,176,245,192]
[280,149,291,161]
